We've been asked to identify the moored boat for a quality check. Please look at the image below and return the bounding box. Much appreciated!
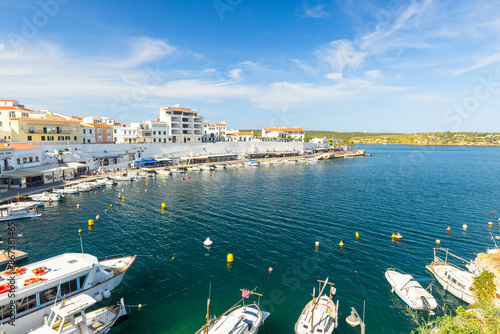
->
[156,169,171,176]
[214,165,225,169]
[426,248,477,304]
[195,287,269,334]
[187,166,200,172]
[0,253,135,334]
[385,268,437,313]
[0,207,41,221]
[29,192,62,202]
[170,168,183,173]
[109,175,134,182]
[27,294,128,334]
[295,278,338,334]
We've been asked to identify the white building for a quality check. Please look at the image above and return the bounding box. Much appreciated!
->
[203,121,226,142]
[8,143,43,169]
[262,127,305,140]
[115,122,152,144]
[145,120,170,144]
[0,144,14,174]
[159,104,203,143]
[82,116,117,126]
[0,100,32,141]
[81,124,96,144]
[227,131,254,142]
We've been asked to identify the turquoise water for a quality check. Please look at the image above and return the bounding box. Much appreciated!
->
[5,145,500,333]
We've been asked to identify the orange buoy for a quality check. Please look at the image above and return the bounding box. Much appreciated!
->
[395,232,402,240]
[446,226,451,232]
[188,176,190,179]
[491,211,494,215]
[268,267,273,273]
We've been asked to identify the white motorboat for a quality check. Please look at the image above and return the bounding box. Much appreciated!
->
[29,192,62,202]
[156,169,172,176]
[0,201,44,211]
[289,161,297,165]
[187,166,200,172]
[109,175,134,182]
[0,253,135,334]
[244,161,258,167]
[385,268,437,312]
[225,164,237,169]
[27,294,128,334]
[195,288,269,334]
[295,278,339,334]
[0,207,41,221]
[200,165,214,171]
[53,186,79,194]
[136,171,149,179]
[170,168,183,173]
[426,248,477,304]
[259,161,270,166]
[214,165,225,169]
[105,178,116,186]
[77,184,91,192]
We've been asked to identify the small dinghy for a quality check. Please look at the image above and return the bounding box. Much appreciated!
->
[295,278,339,334]
[385,268,437,313]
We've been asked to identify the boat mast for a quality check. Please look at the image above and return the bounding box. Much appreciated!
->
[310,287,315,333]
[205,282,211,334]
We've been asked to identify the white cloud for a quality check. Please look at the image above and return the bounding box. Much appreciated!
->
[364,70,382,79]
[451,50,500,76]
[111,37,178,68]
[228,68,243,81]
[324,72,343,80]
[302,3,328,18]
[316,40,366,72]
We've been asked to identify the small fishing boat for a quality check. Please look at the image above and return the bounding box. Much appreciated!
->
[214,165,225,169]
[29,192,62,202]
[104,178,116,186]
[0,207,41,221]
[170,168,183,173]
[109,175,134,182]
[295,278,339,334]
[156,169,172,176]
[0,201,44,211]
[385,268,437,313]
[195,287,269,334]
[244,161,258,167]
[225,164,237,169]
[259,161,270,166]
[136,171,149,179]
[426,248,477,304]
[77,184,91,192]
[201,165,214,171]
[27,294,127,334]
[187,166,200,172]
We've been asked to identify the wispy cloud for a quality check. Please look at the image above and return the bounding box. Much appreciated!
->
[111,37,178,68]
[302,3,328,18]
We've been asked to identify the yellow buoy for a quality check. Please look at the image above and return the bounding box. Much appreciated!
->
[227,253,234,262]
[146,183,148,187]
[122,199,125,203]
[391,233,395,239]
[488,222,493,227]
[161,203,166,209]
[138,191,140,194]
[110,204,112,208]
[88,219,94,226]
[435,239,441,245]
[355,232,359,239]
[164,181,167,185]
[315,241,319,248]
[78,229,82,233]
[339,241,344,248]
[234,170,236,173]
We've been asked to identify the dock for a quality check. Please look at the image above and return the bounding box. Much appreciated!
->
[0,250,28,267]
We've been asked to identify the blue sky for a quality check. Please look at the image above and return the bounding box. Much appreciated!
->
[1,0,500,132]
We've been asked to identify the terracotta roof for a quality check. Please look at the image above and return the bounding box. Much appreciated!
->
[80,123,94,128]
[9,117,80,123]
[8,143,41,150]
[0,106,32,112]
[228,133,237,136]
[237,132,253,136]
[90,123,112,128]
[215,123,226,126]
[150,120,167,123]
[0,145,11,149]
[203,121,209,124]
[72,116,83,120]
[0,100,16,102]
[263,128,304,132]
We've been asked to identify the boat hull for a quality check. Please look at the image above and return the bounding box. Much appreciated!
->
[385,269,437,311]
[426,264,476,304]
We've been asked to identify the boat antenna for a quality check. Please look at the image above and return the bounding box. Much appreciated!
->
[205,281,211,334]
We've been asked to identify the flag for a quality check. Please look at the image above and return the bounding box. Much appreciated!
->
[242,290,250,298]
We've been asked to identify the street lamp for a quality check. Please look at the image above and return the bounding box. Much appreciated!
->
[346,301,365,334]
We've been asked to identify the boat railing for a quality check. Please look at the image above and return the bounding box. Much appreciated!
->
[432,248,474,269]
[98,254,127,261]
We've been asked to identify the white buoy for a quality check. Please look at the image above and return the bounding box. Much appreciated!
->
[96,215,100,220]
[203,237,213,246]
[435,239,441,245]
[463,224,467,230]
[315,241,320,248]
[94,292,103,302]
[102,290,111,299]
[77,204,80,208]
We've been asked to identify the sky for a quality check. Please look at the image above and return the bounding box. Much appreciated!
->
[1,0,500,132]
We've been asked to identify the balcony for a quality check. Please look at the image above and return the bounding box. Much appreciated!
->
[25,130,71,134]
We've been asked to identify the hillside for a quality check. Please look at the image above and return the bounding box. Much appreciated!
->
[241,130,500,146]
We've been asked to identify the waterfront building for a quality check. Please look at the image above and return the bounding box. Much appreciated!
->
[145,119,171,143]
[80,123,96,144]
[227,131,254,141]
[0,145,14,175]
[203,121,226,142]
[116,122,152,144]
[159,104,203,143]
[262,127,305,140]
[9,112,81,144]
[0,100,32,141]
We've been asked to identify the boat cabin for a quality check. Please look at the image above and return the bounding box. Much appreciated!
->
[44,294,96,333]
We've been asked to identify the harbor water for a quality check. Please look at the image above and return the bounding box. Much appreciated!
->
[4,145,500,333]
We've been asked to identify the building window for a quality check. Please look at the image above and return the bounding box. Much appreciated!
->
[74,136,77,141]
[58,136,64,141]
[17,158,20,164]
[153,138,156,142]
[164,131,166,135]
[36,156,39,162]
[89,129,92,134]
[48,136,54,141]
[28,126,35,133]
[83,129,86,134]
[87,139,91,143]
[41,136,45,141]
[0,121,2,126]
[20,125,24,130]
[153,131,156,135]
[97,129,102,136]
[27,136,32,141]
[65,136,70,140]
[114,129,117,134]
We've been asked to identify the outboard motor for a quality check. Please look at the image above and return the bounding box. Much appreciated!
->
[330,286,337,299]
